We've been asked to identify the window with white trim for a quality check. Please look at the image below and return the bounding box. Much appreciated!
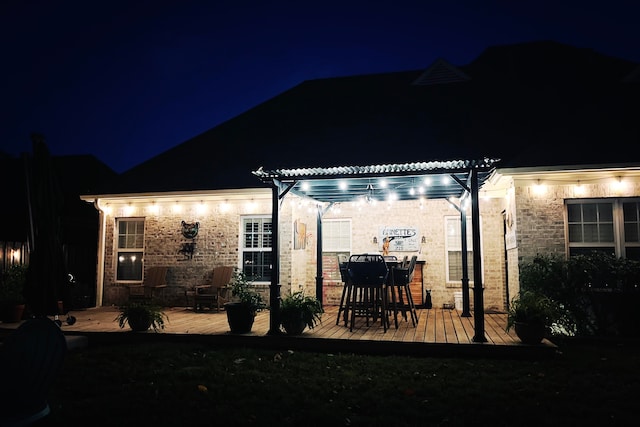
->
[241,216,272,282]
[322,219,352,283]
[567,198,640,260]
[445,216,481,283]
[322,219,351,254]
[116,218,144,282]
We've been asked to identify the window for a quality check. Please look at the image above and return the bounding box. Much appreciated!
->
[567,198,640,260]
[322,219,351,254]
[116,218,144,281]
[241,216,272,282]
[445,216,481,283]
[322,219,352,281]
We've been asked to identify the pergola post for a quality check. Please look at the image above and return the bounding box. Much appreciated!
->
[470,168,487,342]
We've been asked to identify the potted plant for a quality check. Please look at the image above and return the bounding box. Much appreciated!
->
[0,265,28,323]
[115,301,168,332]
[223,269,266,334]
[280,290,324,335]
[506,290,559,344]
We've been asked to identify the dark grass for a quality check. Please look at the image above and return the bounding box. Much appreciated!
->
[42,338,639,426]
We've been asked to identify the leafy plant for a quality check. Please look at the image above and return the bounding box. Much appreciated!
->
[506,289,560,332]
[0,265,27,304]
[228,269,266,315]
[280,289,324,332]
[115,301,168,332]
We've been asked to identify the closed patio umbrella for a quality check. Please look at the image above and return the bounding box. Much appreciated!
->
[24,134,69,317]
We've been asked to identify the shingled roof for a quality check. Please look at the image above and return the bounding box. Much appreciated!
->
[99,40,639,196]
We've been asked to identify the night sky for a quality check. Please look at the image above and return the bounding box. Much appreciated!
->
[2,0,639,173]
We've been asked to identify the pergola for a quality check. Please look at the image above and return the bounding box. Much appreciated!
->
[252,158,500,342]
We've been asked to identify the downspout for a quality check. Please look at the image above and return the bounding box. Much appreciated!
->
[94,199,107,307]
[459,207,471,317]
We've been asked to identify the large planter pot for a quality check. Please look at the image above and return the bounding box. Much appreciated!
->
[127,312,152,332]
[224,302,255,334]
[514,321,547,345]
[281,311,307,335]
[0,303,26,323]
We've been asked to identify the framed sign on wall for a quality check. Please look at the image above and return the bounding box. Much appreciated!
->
[379,226,419,252]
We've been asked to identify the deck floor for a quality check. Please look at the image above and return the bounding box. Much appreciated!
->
[0,306,558,357]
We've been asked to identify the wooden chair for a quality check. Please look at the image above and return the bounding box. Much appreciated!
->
[0,317,67,426]
[194,266,234,312]
[128,266,169,304]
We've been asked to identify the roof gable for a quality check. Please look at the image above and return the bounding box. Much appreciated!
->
[412,58,471,85]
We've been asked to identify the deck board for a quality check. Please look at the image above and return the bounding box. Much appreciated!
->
[0,306,558,357]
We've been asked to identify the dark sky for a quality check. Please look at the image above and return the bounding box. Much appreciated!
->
[2,0,639,173]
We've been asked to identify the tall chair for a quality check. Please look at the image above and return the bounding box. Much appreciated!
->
[389,255,419,327]
[345,254,390,332]
[335,261,351,325]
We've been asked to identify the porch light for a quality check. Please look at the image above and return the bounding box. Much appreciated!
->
[574,181,585,195]
[147,202,159,215]
[10,248,20,263]
[196,201,207,215]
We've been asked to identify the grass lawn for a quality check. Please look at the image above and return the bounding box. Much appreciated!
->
[43,338,639,426]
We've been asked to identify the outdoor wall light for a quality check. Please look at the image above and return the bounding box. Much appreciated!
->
[373,236,378,244]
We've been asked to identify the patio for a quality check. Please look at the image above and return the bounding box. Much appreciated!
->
[1,305,557,358]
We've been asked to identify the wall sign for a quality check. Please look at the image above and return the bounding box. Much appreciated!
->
[379,226,419,252]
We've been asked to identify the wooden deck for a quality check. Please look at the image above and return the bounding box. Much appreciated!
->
[0,306,558,358]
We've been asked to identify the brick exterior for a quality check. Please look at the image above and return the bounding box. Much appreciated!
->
[95,176,640,312]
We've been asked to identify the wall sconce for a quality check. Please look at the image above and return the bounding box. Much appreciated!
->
[421,236,426,243]
[372,236,378,244]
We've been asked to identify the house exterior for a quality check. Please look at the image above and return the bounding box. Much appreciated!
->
[80,41,640,321]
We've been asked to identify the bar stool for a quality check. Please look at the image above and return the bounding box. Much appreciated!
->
[388,255,419,328]
[345,254,390,332]
[335,262,352,326]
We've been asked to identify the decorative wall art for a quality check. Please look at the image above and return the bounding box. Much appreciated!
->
[294,219,308,250]
[378,226,420,252]
[178,221,199,260]
[181,220,199,239]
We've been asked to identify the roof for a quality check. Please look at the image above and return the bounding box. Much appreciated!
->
[253,158,498,203]
[95,40,640,196]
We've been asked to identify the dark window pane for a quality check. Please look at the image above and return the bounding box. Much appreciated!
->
[117,251,143,281]
[568,224,583,242]
[567,204,582,222]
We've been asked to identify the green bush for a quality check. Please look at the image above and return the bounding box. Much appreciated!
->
[519,252,640,337]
